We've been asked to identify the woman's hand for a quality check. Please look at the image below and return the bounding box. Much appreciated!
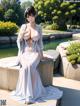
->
[24,27,31,37]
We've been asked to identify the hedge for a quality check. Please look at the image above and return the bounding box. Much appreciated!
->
[0,21,19,36]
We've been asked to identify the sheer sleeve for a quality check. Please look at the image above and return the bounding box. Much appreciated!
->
[17,24,25,51]
[38,25,44,51]
[16,24,26,65]
[17,24,31,50]
[17,24,26,41]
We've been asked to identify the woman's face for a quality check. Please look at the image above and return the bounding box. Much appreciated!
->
[27,14,36,23]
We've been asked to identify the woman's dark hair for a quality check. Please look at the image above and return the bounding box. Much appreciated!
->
[24,5,37,19]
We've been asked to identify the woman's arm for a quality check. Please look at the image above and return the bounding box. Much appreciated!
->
[17,24,31,48]
[38,25,44,59]
[18,24,31,40]
[16,24,26,65]
[18,24,26,41]
[17,24,25,51]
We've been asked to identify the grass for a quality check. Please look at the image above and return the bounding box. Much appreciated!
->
[0,47,18,59]
[44,38,72,50]
[43,29,71,35]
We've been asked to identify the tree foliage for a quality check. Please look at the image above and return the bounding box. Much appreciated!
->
[34,0,80,30]
[0,0,24,25]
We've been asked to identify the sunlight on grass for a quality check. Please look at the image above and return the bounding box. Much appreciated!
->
[0,48,18,58]
[44,38,72,50]
[43,29,70,35]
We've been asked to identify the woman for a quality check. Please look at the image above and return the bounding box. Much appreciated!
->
[10,5,63,105]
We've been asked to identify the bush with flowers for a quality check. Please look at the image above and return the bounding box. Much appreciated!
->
[0,21,19,36]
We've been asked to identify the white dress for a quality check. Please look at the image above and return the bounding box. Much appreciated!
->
[10,24,63,103]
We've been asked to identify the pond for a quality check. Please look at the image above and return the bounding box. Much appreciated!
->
[0,37,72,58]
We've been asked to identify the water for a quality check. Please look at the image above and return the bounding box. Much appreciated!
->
[0,38,72,58]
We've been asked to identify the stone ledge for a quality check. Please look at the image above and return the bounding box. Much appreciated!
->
[72,33,80,40]
[0,54,54,90]
[43,50,60,71]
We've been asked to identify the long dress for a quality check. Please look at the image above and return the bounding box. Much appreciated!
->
[10,23,63,103]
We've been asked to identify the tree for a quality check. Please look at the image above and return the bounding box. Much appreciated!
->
[0,0,24,25]
[4,9,19,23]
[0,4,5,21]
[34,0,60,23]
[34,0,80,30]
[21,1,32,11]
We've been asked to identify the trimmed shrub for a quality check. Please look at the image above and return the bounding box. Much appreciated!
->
[44,23,59,30]
[67,54,78,64]
[66,42,80,64]
[45,24,53,30]
[0,21,19,36]
[52,23,59,30]
[77,57,80,64]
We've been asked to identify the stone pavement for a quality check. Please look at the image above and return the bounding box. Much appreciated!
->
[0,74,80,106]
[54,74,80,106]
[0,88,59,106]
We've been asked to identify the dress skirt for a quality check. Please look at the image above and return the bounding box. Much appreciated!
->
[10,41,63,103]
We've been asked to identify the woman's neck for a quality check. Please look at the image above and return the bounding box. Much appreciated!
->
[29,22,36,29]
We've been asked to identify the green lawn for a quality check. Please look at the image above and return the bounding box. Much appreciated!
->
[43,29,71,35]
[0,47,18,58]
[44,37,72,49]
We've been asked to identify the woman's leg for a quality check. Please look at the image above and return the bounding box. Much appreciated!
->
[15,51,46,103]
